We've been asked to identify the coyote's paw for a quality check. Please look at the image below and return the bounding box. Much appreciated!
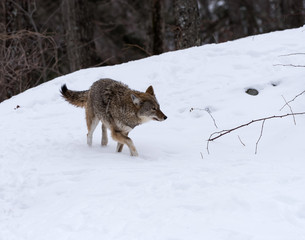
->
[101,138,108,146]
[87,136,93,146]
[130,150,139,157]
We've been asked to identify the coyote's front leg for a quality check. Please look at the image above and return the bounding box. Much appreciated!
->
[116,132,129,152]
[111,129,138,156]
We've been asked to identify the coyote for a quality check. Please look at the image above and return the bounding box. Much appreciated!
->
[60,78,167,156]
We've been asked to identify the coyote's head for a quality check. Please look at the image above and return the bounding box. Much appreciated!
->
[131,86,167,123]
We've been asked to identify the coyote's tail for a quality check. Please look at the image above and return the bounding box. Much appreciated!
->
[60,84,89,108]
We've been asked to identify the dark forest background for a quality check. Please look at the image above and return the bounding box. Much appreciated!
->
[0,0,304,102]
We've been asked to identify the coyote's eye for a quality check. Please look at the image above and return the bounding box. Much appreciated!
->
[152,107,157,111]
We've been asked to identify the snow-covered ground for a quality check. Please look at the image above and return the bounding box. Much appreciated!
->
[1,27,305,240]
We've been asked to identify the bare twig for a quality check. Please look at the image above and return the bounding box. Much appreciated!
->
[206,140,210,155]
[205,108,218,128]
[280,90,305,111]
[255,120,265,154]
[190,107,218,128]
[208,113,305,142]
[274,64,305,67]
[207,112,305,153]
[123,44,152,56]
[281,95,296,125]
[93,56,115,67]
[238,135,246,146]
[278,53,305,57]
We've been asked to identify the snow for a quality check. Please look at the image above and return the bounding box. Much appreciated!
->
[1,27,305,240]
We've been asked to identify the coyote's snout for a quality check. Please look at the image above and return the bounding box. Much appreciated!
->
[60,78,167,156]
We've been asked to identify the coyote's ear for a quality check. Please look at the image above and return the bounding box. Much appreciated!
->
[131,94,141,107]
[146,85,155,96]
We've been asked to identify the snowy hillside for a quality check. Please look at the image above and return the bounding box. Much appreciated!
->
[1,27,305,240]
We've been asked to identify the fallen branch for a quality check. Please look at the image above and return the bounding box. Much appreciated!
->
[208,112,305,142]
[207,112,305,153]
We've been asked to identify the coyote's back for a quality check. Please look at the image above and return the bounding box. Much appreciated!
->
[60,78,167,156]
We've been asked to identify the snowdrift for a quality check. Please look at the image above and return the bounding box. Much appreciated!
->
[1,27,305,240]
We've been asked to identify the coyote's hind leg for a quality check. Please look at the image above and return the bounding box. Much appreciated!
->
[116,143,124,152]
[101,123,108,146]
[86,107,99,146]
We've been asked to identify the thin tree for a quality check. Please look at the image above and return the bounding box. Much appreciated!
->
[152,0,164,55]
[281,0,304,28]
[61,0,96,72]
[173,0,200,50]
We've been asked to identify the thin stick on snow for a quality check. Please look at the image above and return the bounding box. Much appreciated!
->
[273,64,305,67]
[238,135,246,146]
[278,53,305,57]
[280,90,305,111]
[255,120,265,154]
[190,107,218,128]
[206,140,210,155]
[281,95,296,125]
[205,108,218,129]
[207,112,305,153]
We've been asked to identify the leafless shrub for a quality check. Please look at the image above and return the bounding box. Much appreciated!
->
[0,28,58,102]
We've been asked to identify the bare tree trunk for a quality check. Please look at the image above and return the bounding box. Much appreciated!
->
[0,1,5,102]
[281,0,304,28]
[61,0,95,72]
[255,0,273,32]
[226,0,244,38]
[174,0,200,50]
[152,0,164,55]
